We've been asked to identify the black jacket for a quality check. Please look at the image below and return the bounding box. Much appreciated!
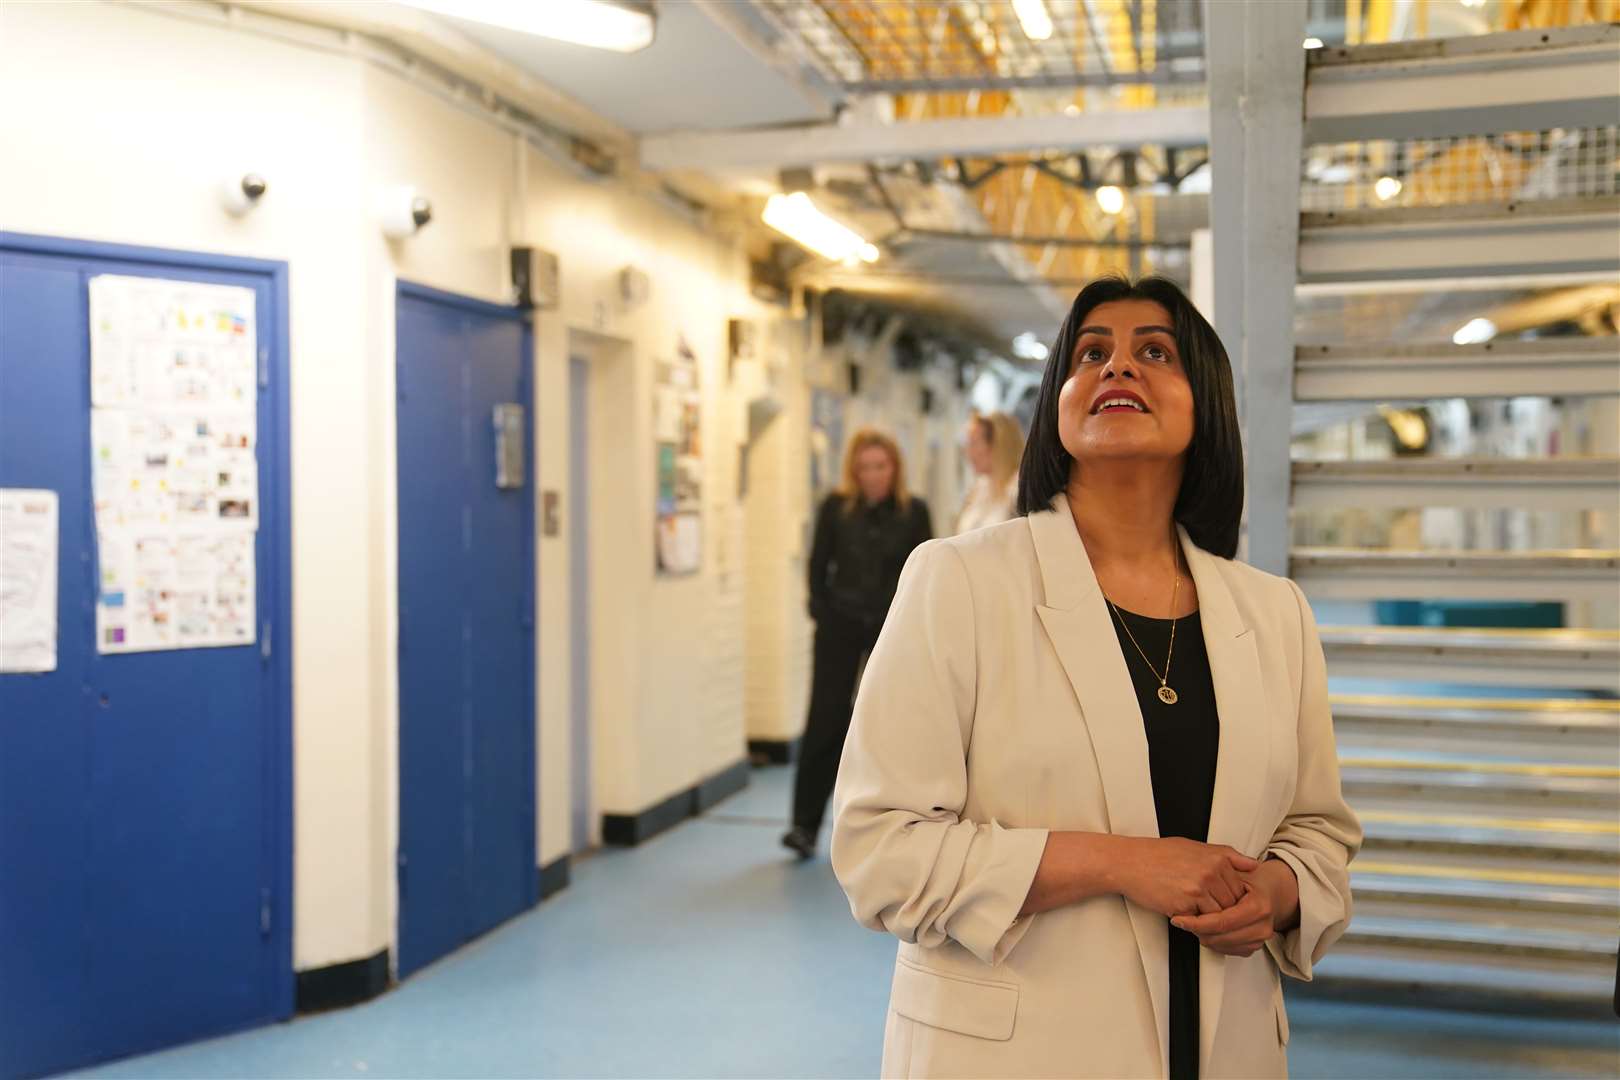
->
[808,492,933,633]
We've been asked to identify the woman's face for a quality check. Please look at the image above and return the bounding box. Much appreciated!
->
[1056,299,1195,469]
[854,445,897,503]
[964,419,993,476]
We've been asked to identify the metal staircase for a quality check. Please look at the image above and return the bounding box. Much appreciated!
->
[1283,26,1620,1018]
[1314,695,1619,1016]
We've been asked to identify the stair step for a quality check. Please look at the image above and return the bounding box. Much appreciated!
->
[1294,548,1620,604]
[1292,457,1620,511]
[1358,814,1620,863]
[1339,751,1620,779]
[1290,947,1618,1018]
[1343,775,1618,816]
[1302,24,1620,146]
[1353,869,1619,918]
[1294,337,1620,401]
[1331,694,1620,761]
[1343,914,1617,964]
[1339,755,1620,815]
[1320,625,1620,693]
[1297,195,1620,283]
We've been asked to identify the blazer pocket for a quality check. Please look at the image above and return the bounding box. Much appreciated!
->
[891,956,1019,1042]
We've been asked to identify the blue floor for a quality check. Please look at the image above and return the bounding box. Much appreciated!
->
[74,767,1617,1079]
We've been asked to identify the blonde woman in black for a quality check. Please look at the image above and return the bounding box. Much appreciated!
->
[783,428,931,859]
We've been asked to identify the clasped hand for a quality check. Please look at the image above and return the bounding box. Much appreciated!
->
[1116,837,1282,958]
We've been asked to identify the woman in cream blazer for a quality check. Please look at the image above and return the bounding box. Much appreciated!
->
[831,277,1361,1079]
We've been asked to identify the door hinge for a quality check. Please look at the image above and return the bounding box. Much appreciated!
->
[259,887,272,937]
[258,345,270,390]
[261,621,272,661]
[397,851,407,896]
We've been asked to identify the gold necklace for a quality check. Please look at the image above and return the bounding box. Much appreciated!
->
[1106,550,1182,705]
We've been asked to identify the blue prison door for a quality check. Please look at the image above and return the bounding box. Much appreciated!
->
[395,282,536,978]
[0,234,293,1078]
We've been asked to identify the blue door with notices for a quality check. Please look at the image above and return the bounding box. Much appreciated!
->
[395,282,536,978]
[0,233,293,1079]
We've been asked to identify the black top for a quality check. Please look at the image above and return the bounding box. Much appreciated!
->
[807,492,932,631]
[1107,605,1219,1080]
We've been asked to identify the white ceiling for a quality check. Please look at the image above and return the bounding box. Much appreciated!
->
[437,2,830,135]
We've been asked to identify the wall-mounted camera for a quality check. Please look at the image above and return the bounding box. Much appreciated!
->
[379,186,433,239]
[218,173,268,216]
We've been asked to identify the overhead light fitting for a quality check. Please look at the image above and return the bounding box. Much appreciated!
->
[1453,317,1497,345]
[1303,36,1325,48]
[1095,185,1126,215]
[1379,406,1431,452]
[1011,332,1049,362]
[1012,0,1054,42]
[1373,175,1403,202]
[398,0,655,53]
[763,193,879,264]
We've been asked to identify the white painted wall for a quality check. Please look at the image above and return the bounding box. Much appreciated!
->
[740,321,974,747]
[1,0,383,971]
[742,321,815,745]
[2,0,980,975]
[0,0,768,972]
[523,159,757,821]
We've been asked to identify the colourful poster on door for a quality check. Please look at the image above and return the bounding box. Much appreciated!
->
[88,275,258,652]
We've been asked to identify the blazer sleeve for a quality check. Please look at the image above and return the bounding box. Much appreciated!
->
[1265,578,1364,980]
[830,540,1050,967]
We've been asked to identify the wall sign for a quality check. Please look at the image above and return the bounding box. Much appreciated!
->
[654,337,702,575]
[88,275,259,652]
[0,489,59,673]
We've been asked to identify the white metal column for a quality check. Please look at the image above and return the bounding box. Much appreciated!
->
[1204,0,1308,574]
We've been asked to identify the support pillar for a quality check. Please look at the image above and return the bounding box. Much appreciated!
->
[1204,0,1308,574]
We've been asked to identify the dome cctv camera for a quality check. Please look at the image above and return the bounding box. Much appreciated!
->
[219,172,268,216]
[380,186,433,239]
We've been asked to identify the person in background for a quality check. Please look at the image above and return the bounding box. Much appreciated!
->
[956,410,1025,534]
[783,428,932,860]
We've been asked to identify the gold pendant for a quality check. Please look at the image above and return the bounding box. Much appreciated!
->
[1157,685,1178,705]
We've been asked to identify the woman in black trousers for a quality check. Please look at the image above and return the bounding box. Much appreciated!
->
[783,427,932,859]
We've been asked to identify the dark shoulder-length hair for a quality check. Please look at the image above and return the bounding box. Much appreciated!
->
[1015,275,1244,558]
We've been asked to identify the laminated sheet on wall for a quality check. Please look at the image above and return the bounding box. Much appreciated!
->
[87,275,258,652]
[0,488,59,673]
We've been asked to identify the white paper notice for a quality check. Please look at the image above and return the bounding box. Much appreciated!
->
[88,275,258,653]
[96,530,255,652]
[0,489,59,673]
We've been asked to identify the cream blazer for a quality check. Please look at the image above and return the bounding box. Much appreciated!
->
[831,502,1362,1079]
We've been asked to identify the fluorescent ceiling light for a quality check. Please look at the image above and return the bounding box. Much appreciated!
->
[763,193,879,264]
[1373,175,1403,201]
[1012,332,1049,362]
[1095,185,1126,215]
[1303,36,1325,48]
[1453,317,1497,345]
[1013,0,1054,42]
[398,0,655,53]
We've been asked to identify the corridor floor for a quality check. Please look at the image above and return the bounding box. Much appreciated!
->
[78,767,1617,1079]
